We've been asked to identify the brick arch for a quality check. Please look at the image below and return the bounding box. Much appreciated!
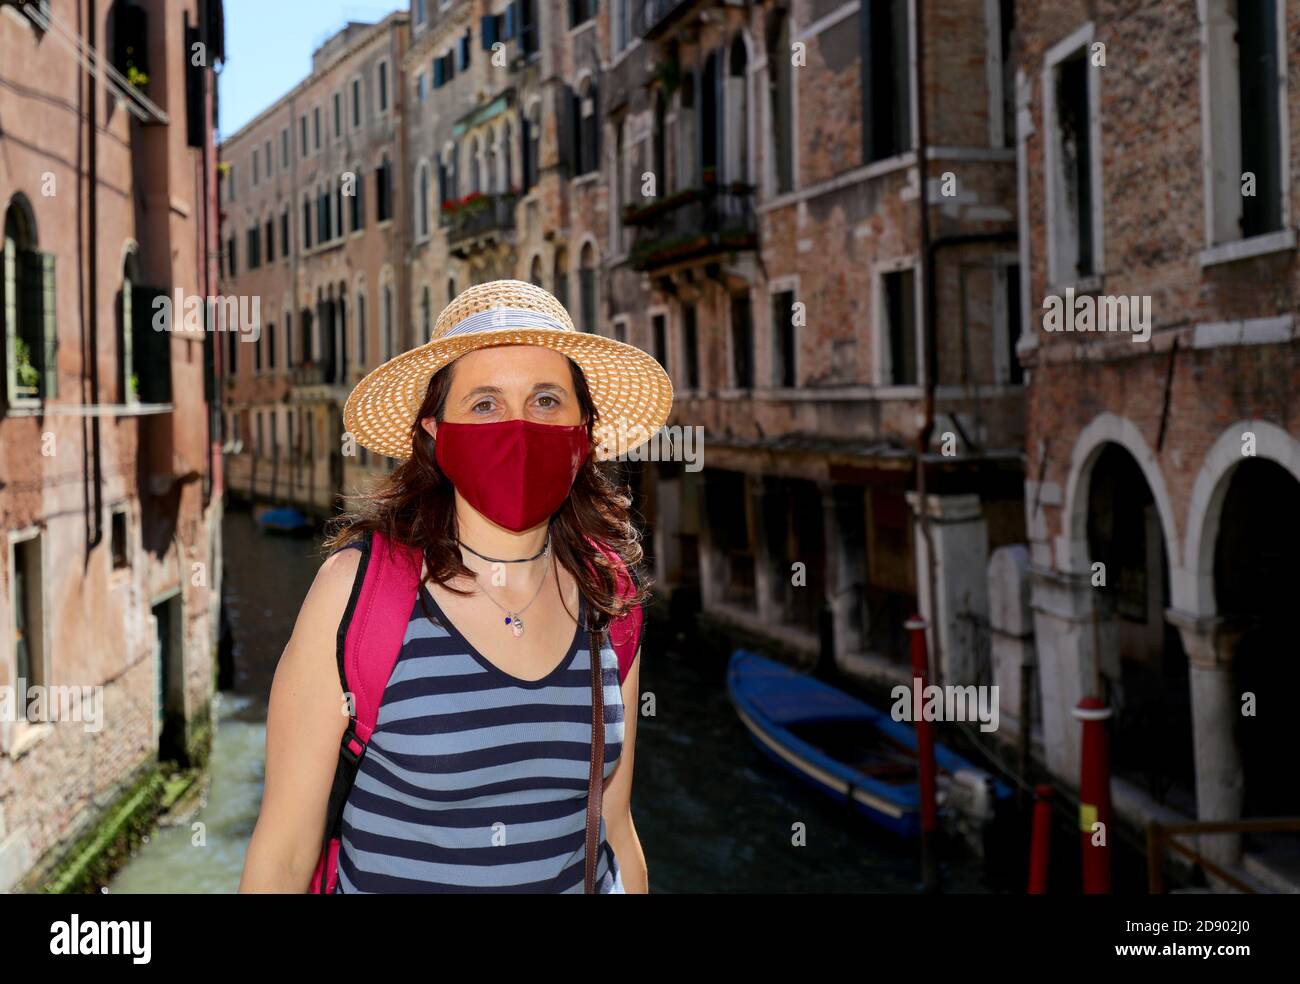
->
[1059,411,1180,582]
[1182,420,1300,618]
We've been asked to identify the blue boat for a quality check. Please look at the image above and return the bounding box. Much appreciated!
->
[253,505,313,535]
[727,649,1013,839]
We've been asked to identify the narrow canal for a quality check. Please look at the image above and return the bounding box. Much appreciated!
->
[110,508,1000,893]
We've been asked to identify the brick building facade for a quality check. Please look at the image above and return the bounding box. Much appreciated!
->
[219,12,410,512]
[1010,0,1300,883]
[0,0,224,891]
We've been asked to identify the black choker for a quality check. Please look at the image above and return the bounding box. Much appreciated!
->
[459,534,550,564]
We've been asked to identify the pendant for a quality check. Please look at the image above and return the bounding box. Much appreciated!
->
[505,614,524,638]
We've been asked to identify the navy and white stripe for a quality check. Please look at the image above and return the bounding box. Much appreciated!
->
[335,580,625,893]
[440,306,571,339]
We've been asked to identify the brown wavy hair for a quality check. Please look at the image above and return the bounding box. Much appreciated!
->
[322,353,649,635]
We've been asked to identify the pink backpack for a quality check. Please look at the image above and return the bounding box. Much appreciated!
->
[309,528,644,894]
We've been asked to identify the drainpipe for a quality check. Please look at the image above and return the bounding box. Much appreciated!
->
[914,0,1017,684]
[87,0,103,547]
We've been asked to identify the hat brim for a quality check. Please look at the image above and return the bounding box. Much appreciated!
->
[342,327,675,461]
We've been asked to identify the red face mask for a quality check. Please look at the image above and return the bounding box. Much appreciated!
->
[434,418,591,532]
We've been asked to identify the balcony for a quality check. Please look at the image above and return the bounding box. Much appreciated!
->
[636,0,702,40]
[623,182,757,272]
[441,192,518,259]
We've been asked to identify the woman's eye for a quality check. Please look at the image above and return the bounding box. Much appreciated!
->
[472,399,495,413]
[536,394,559,409]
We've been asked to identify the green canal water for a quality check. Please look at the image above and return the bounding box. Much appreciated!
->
[109,508,1001,893]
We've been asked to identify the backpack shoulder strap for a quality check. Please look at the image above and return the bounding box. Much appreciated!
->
[342,529,423,751]
[312,529,422,894]
[585,537,644,687]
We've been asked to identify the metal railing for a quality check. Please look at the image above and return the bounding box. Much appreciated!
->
[443,192,517,251]
[625,184,757,272]
[1147,817,1300,892]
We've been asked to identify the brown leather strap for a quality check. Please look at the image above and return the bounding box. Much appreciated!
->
[584,625,605,893]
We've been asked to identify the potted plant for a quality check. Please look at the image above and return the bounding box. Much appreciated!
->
[14,338,40,397]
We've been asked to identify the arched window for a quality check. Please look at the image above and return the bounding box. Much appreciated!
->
[3,196,55,404]
[766,12,794,194]
[553,247,569,310]
[502,120,514,192]
[727,36,750,183]
[356,290,367,366]
[579,243,597,332]
[382,282,394,360]
[350,165,366,232]
[447,277,457,304]
[486,133,498,194]
[469,138,481,194]
[529,254,543,288]
[573,76,600,174]
[118,248,139,403]
[522,101,541,190]
[417,161,431,238]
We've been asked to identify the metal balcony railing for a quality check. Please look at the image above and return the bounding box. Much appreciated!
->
[636,0,697,39]
[442,192,518,257]
[623,183,757,272]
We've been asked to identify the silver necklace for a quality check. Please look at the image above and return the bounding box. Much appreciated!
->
[469,541,551,638]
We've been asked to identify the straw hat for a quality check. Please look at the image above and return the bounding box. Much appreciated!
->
[343,279,674,461]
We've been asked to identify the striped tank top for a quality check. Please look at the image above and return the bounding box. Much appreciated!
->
[334,565,626,893]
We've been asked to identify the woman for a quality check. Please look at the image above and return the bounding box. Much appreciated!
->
[239,280,673,893]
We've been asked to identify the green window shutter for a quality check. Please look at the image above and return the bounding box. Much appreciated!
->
[121,280,135,402]
[3,240,16,405]
[40,252,56,400]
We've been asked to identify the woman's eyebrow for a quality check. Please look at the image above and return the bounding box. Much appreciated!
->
[459,385,504,404]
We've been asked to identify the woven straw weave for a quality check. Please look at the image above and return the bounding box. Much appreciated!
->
[342,279,673,462]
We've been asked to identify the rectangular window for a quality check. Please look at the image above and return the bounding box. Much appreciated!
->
[729,293,753,388]
[859,0,912,162]
[1003,263,1024,385]
[1204,0,1284,244]
[379,62,389,113]
[252,147,259,185]
[333,92,342,138]
[683,304,699,389]
[110,509,129,569]
[417,0,427,24]
[265,139,272,177]
[1047,44,1096,280]
[519,0,539,56]
[433,56,445,88]
[313,106,321,150]
[652,314,668,369]
[417,73,426,103]
[881,267,918,386]
[771,290,796,388]
[281,210,290,258]
[11,534,46,717]
[459,30,471,71]
[569,0,595,29]
[352,78,362,128]
[281,127,290,167]
[300,115,308,157]
[265,218,274,263]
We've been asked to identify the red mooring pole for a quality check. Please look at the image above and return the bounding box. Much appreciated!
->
[1027,784,1054,893]
[1074,697,1113,893]
[905,615,939,891]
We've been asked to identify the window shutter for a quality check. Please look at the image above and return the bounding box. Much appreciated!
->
[481,14,497,50]
[133,284,171,404]
[3,241,16,405]
[433,57,443,88]
[556,84,576,176]
[503,4,516,41]
[121,280,134,402]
